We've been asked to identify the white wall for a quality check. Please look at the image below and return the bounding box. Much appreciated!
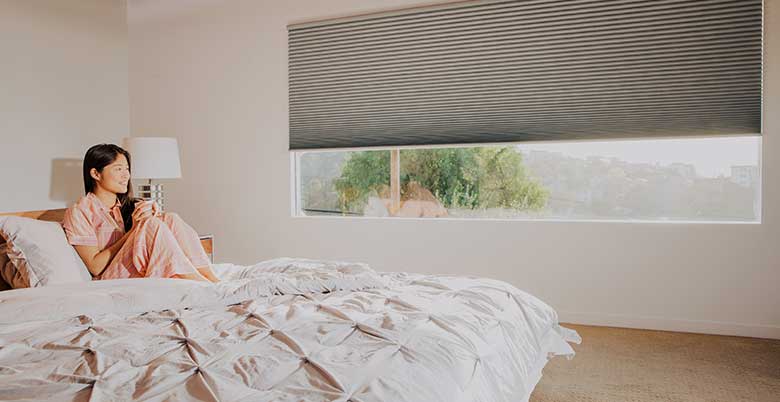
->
[128,0,780,339]
[0,0,129,212]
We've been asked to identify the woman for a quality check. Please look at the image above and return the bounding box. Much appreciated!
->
[62,144,219,282]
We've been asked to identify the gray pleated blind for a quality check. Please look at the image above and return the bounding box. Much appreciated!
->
[288,0,762,150]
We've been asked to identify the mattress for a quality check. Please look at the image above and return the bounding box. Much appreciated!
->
[0,259,579,401]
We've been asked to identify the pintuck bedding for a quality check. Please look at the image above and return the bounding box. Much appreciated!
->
[0,258,579,402]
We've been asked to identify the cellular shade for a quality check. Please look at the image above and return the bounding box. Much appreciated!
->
[288,0,763,150]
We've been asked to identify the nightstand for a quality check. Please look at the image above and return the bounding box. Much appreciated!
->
[199,234,214,263]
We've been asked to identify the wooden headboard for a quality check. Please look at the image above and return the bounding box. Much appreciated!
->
[0,208,213,262]
[0,208,66,222]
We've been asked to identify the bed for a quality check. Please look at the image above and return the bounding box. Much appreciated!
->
[0,209,579,401]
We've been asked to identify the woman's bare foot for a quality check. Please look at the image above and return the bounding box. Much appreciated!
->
[196,266,220,283]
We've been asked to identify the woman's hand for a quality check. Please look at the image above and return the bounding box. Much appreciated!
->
[132,200,160,223]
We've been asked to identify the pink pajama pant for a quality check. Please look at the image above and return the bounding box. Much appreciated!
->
[100,212,210,280]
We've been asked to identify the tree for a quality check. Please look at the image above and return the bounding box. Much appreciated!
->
[334,146,548,214]
[471,147,548,210]
[333,151,390,213]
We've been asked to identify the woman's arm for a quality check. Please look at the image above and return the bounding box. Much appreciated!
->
[74,229,134,277]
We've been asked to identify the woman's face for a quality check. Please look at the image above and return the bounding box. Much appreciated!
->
[92,154,130,194]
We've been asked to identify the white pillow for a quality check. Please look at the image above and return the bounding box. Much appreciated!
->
[0,216,92,288]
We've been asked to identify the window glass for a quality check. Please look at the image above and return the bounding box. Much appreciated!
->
[296,137,760,222]
[298,150,390,216]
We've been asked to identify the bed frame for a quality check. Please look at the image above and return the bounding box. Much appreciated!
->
[0,208,66,222]
[0,209,213,261]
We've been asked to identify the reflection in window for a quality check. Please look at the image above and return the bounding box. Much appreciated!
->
[396,147,547,218]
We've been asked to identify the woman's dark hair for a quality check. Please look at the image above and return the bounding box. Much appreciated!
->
[83,144,137,232]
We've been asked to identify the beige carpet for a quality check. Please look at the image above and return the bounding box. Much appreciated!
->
[531,324,780,402]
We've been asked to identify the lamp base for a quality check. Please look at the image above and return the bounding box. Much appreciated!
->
[136,182,165,211]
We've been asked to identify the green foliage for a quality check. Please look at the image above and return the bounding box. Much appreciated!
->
[400,148,479,208]
[333,151,390,213]
[473,147,548,210]
[335,146,548,213]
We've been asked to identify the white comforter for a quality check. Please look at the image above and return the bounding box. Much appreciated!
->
[0,259,579,402]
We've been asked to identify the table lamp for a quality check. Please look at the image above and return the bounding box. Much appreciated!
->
[121,137,182,211]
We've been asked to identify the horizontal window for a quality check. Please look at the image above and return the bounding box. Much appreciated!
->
[294,137,760,222]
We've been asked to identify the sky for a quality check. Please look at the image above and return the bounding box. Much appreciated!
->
[517,136,761,178]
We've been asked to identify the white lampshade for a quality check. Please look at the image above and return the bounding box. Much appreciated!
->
[122,137,182,179]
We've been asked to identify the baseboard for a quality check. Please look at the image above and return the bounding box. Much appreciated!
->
[558,311,780,340]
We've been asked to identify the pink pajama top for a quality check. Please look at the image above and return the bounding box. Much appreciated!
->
[62,192,125,251]
[62,192,209,280]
